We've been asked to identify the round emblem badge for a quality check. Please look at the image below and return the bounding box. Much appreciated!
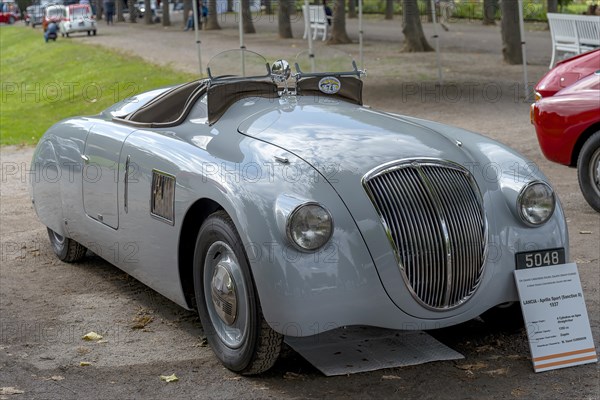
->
[318,77,341,94]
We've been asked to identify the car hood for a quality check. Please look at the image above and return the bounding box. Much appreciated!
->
[238,99,475,184]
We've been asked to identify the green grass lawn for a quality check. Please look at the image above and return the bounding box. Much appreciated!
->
[0,26,195,146]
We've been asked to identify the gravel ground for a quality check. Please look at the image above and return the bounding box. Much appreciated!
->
[1,16,599,399]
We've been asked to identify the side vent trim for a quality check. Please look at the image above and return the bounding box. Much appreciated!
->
[150,169,176,225]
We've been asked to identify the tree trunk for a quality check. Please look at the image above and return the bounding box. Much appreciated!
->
[242,0,255,33]
[128,0,137,21]
[348,0,356,19]
[278,0,293,38]
[483,0,498,25]
[206,0,221,29]
[117,0,125,21]
[96,0,103,19]
[162,0,170,25]
[385,0,394,20]
[500,0,522,64]
[547,0,557,13]
[401,0,432,52]
[227,0,233,11]
[329,0,351,43]
[144,0,153,23]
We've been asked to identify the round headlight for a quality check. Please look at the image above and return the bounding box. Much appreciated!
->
[517,181,555,226]
[287,203,333,251]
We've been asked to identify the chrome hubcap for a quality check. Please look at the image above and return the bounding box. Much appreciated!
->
[204,241,248,348]
[591,148,600,196]
[52,231,65,245]
[211,264,237,326]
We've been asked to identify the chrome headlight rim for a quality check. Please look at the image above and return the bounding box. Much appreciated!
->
[286,202,334,252]
[517,180,556,226]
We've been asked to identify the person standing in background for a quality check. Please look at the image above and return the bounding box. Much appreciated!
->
[104,0,115,24]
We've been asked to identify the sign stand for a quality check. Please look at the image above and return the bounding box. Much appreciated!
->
[514,263,597,372]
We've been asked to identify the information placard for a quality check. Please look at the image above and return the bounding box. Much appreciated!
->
[514,263,597,372]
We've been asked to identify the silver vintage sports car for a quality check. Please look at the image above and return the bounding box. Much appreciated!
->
[31,50,568,374]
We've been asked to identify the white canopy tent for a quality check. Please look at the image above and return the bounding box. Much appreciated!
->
[310,0,529,92]
[190,0,528,94]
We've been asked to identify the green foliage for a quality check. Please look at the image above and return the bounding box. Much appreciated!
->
[296,0,590,18]
[361,0,402,14]
[424,0,588,21]
[558,0,574,10]
[0,26,195,146]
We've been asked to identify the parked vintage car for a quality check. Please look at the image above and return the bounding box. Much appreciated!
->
[535,49,600,100]
[0,1,20,24]
[531,69,600,212]
[24,4,44,27]
[136,0,156,17]
[31,50,569,374]
[59,4,96,37]
[42,4,64,31]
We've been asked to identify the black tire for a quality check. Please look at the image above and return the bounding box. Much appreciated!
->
[577,131,600,212]
[193,211,282,375]
[92,30,96,36]
[87,30,91,36]
[9,16,15,25]
[65,32,69,37]
[481,302,524,332]
[47,228,87,263]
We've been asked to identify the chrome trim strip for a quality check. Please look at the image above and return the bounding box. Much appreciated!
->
[124,155,130,214]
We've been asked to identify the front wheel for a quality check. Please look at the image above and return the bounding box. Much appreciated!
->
[47,228,87,262]
[92,30,96,36]
[481,302,524,332]
[193,211,282,375]
[577,131,600,212]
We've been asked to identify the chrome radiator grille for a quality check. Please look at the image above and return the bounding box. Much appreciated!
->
[363,160,486,310]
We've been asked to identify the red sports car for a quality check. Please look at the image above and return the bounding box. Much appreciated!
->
[534,49,600,100]
[531,70,600,212]
[0,1,21,24]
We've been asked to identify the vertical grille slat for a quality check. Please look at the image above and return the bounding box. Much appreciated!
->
[364,160,486,310]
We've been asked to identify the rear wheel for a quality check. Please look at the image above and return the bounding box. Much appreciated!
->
[193,211,282,375]
[577,131,600,212]
[87,30,91,36]
[47,228,87,262]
